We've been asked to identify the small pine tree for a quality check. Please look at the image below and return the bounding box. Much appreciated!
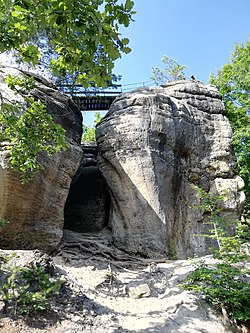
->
[151,56,187,85]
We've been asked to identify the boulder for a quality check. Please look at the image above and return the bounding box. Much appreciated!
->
[64,142,110,232]
[96,80,245,259]
[0,67,83,252]
[126,283,151,299]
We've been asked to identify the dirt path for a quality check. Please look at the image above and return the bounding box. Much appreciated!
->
[0,231,234,333]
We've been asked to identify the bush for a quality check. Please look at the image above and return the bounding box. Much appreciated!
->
[0,260,61,316]
[181,188,250,328]
[182,261,250,323]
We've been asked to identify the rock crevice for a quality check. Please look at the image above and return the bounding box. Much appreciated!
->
[64,143,110,233]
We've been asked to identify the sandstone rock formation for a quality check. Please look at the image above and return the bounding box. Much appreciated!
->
[0,66,83,252]
[64,143,110,233]
[96,80,245,259]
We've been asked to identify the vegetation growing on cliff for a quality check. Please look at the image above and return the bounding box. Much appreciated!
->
[0,74,67,182]
[151,56,188,84]
[181,188,250,330]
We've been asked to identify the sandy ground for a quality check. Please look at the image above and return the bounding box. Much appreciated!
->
[53,256,229,333]
[0,231,242,333]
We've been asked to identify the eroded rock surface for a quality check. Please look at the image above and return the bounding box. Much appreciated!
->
[96,80,245,259]
[0,67,82,252]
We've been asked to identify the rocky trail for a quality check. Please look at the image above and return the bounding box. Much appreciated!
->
[0,230,236,333]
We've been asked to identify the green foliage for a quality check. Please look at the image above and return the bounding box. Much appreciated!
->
[0,218,9,229]
[197,187,250,261]
[0,0,135,88]
[167,241,178,260]
[151,56,187,85]
[0,74,67,182]
[82,112,102,142]
[0,0,135,180]
[182,261,250,322]
[0,261,61,316]
[209,39,250,215]
[181,188,250,326]
[82,126,96,143]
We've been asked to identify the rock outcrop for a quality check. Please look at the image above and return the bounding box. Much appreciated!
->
[96,80,245,259]
[64,143,110,233]
[0,67,83,252]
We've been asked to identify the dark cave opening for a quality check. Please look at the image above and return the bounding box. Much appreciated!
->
[64,144,110,233]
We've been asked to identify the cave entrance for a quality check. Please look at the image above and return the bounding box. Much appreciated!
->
[64,143,110,233]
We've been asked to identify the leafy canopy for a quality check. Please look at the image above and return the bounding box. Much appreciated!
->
[0,0,135,87]
[209,39,250,214]
[0,0,135,179]
[151,56,187,85]
[0,73,67,181]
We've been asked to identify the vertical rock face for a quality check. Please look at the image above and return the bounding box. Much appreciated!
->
[64,143,110,233]
[96,81,245,259]
[0,67,83,252]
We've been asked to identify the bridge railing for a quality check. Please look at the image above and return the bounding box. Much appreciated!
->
[58,84,122,111]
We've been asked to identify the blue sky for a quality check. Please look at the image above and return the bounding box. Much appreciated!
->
[84,0,250,125]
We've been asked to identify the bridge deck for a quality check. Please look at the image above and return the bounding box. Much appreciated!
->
[59,84,122,111]
[73,95,117,111]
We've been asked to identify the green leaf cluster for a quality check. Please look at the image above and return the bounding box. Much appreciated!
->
[181,188,250,327]
[0,218,9,229]
[0,260,61,316]
[151,56,187,85]
[82,112,102,142]
[0,0,135,88]
[182,261,250,323]
[209,39,250,215]
[0,74,67,182]
[0,0,134,180]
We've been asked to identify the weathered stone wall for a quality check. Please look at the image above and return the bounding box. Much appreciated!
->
[0,67,83,252]
[96,80,245,259]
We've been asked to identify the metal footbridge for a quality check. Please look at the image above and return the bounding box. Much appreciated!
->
[58,80,154,111]
[59,84,122,111]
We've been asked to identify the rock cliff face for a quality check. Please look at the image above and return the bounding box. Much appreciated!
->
[0,72,245,259]
[96,80,245,259]
[0,67,83,252]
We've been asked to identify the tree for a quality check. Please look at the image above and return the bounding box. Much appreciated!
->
[82,112,102,142]
[0,0,135,179]
[0,74,67,182]
[209,39,250,215]
[0,0,135,87]
[181,189,250,329]
[151,56,187,85]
